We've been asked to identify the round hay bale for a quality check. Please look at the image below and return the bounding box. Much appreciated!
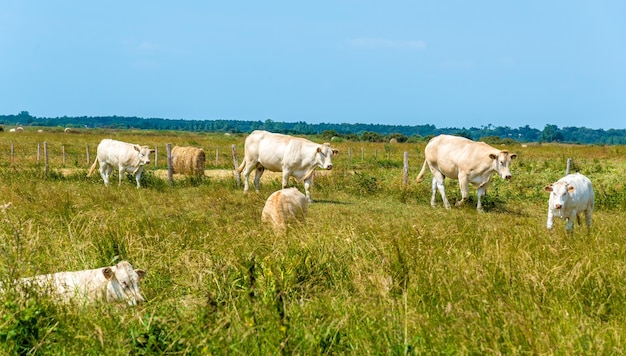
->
[64,127,72,133]
[16,126,24,132]
[389,138,398,144]
[171,146,206,176]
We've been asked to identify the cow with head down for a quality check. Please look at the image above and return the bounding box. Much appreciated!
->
[88,139,154,188]
[237,130,338,202]
[544,172,594,232]
[416,134,517,212]
[16,261,147,306]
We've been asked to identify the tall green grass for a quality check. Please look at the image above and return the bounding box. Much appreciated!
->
[1,130,625,354]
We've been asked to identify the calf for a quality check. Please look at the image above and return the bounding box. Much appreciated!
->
[262,188,308,234]
[544,173,594,231]
[16,261,147,306]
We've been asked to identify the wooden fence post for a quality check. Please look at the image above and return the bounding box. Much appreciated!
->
[166,144,173,185]
[154,146,158,167]
[566,158,572,175]
[232,144,240,185]
[37,143,41,163]
[403,151,409,188]
[44,142,49,176]
[86,144,90,166]
[216,148,219,165]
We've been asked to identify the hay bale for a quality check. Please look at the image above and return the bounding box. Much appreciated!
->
[172,146,205,176]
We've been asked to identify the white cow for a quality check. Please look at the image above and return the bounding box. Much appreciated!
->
[88,139,154,188]
[237,130,338,202]
[262,187,309,234]
[16,261,147,306]
[416,134,517,211]
[544,173,594,231]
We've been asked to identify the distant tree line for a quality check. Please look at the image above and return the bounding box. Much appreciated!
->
[2,111,626,145]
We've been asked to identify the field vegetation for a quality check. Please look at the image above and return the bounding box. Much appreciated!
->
[1,128,625,354]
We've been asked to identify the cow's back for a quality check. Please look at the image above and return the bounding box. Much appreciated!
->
[97,139,125,164]
[425,135,495,177]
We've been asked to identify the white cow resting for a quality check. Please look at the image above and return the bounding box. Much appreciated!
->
[88,139,154,188]
[237,130,338,202]
[262,187,309,234]
[416,134,517,211]
[544,173,594,231]
[15,261,147,306]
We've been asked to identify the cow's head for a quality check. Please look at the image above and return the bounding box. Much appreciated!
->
[544,181,574,210]
[316,143,338,170]
[490,150,516,180]
[103,261,147,306]
[133,145,154,166]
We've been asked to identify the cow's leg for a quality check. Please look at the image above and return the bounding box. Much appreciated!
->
[100,163,111,186]
[432,172,450,209]
[546,210,554,229]
[565,210,576,231]
[476,186,487,212]
[253,166,265,192]
[584,208,593,229]
[456,174,470,208]
[135,173,142,188]
[241,160,254,192]
[118,166,125,186]
[303,174,314,203]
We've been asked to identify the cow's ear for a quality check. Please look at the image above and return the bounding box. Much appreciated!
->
[150,149,155,154]
[136,269,147,280]
[102,267,114,280]
[133,145,141,152]
[544,185,553,192]
[332,149,339,155]
[489,153,497,160]
[568,185,576,192]
[317,146,322,153]
[510,153,517,160]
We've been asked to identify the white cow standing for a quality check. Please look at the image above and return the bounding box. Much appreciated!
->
[88,139,154,188]
[237,130,338,202]
[416,134,517,212]
[544,173,594,232]
[262,187,309,234]
[16,261,147,306]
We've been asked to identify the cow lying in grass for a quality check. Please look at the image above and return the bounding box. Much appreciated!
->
[262,188,308,234]
[12,261,147,306]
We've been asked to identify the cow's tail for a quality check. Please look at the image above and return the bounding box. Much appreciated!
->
[87,157,99,177]
[236,160,246,174]
[416,159,428,183]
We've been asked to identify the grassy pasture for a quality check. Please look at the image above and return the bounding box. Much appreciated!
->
[1,128,626,354]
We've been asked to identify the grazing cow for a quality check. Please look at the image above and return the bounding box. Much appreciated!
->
[416,134,517,211]
[16,261,147,306]
[237,130,338,202]
[87,139,154,188]
[544,173,594,232]
[262,187,309,234]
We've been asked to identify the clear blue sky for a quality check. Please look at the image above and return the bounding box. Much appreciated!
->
[2,1,625,130]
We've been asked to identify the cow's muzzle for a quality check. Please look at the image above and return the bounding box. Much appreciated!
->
[555,204,562,210]
[326,165,333,170]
